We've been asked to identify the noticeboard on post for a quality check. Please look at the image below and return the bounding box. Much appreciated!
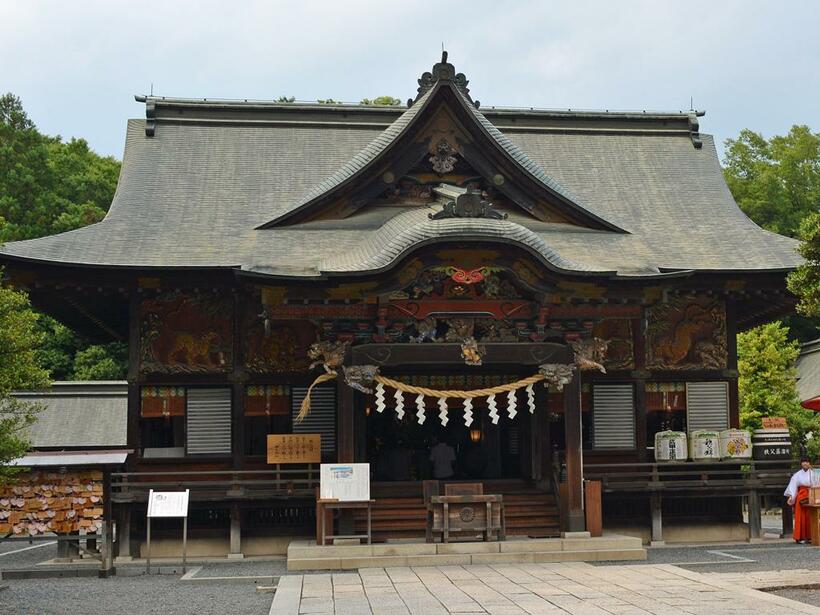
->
[320,463,370,502]
[147,489,190,518]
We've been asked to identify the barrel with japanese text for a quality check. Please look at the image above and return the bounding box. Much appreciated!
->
[751,428,791,461]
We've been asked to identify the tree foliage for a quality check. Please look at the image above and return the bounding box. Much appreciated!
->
[737,322,820,458]
[0,283,49,482]
[360,96,401,106]
[0,93,120,242]
[723,125,820,238]
[0,93,126,382]
[788,212,820,318]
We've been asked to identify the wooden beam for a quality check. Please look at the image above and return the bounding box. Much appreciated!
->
[563,369,585,532]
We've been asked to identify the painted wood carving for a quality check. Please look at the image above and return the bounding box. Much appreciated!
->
[646,296,727,370]
[140,292,232,374]
[243,312,314,373]
[592,319,635,370]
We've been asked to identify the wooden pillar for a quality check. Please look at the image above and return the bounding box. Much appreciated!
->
[748,490,761,541]
[650,492,664,545]
[99,470,115,577]
[231,292,246,468]
[127,290,141,469]
[229,504,243,558]
[337,380,355,463]
[563,370,585,532]
[633,315,648,461]
[116,505,132,560]
[336,380,355,536]
[782,501,794,537]
[726,299,740,428]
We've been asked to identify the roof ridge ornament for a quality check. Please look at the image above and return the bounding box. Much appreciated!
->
[411,50,472,106]
[429,187,507,221]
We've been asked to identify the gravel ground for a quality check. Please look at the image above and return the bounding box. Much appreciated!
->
[0,576,272,615]
[769,587,820,607]
[594,541,820,573]
[0,541,60,569]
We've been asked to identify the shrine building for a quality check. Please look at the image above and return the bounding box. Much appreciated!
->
[0,54,801,557]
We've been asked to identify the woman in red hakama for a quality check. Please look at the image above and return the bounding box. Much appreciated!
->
[785,457,815,544]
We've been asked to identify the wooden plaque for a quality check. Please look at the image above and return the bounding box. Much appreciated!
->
[267,434,321,464]
[762,417,788,429]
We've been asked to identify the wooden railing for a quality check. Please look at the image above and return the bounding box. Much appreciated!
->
[110,465,320,503]
[583,459,795,494]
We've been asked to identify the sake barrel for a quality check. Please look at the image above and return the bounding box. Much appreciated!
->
[654,431,688,462]
[719,429,752,459]
[752,428,791,460]
[688,430,721,461]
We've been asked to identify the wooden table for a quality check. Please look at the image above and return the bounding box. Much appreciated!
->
[428,494,505,543]
[807,504,820,547]
[316,499,374,546]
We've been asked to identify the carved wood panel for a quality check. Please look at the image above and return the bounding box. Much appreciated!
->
[140,292,233,374]
[646,296,727,370]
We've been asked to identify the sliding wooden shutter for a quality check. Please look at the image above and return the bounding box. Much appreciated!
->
[592,384,636,450]
[686,381,729,431]
[291,385,336,457]
[186,388,232,455]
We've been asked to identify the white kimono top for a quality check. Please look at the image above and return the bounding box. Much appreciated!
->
[784,468,814,499]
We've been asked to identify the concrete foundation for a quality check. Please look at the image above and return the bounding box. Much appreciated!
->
[607,522,750,545]
[137,535,303,558]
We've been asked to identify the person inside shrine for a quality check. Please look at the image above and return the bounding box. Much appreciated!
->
[430,437,457,480]
[785,457,816,544]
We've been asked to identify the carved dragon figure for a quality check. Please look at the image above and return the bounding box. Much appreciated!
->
[460,336,485,366]
[342,365,381,394]
[538,363,576,391]
[570,337,609,373]
[308,340,349,373]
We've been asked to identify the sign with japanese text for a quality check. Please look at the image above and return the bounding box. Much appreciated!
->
[320,463,370,502]
[762,417,788,429]
[267,434,321,464]
[147,489,189,518]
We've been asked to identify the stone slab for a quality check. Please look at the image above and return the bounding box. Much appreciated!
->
[499,540,562,553]
[437,542,500,554]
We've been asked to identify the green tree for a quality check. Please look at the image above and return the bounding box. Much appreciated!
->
[276,96,295,103]
[723,125,820,238]
[0,93,120,242]
[317,98,341,105]
[0,283,48,482]
[788,212,820,318]
[72,343,128,380]
[360,96,401,106]
[738,322,820,458]
[0,94,126,381]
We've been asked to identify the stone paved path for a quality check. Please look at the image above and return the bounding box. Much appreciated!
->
[270,562,820,614]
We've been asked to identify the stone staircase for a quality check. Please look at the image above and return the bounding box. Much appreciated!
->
[354,481,560,542]
[287,534,646,571]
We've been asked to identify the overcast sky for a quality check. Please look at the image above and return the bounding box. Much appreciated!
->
[2,1,818,160]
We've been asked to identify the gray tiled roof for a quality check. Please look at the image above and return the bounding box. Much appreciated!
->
[12,382,127,449]
[0,99,800,278]
[797,340,820,404]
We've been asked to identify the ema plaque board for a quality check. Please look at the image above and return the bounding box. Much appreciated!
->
[147,489,190,518]
[320,463,370,501]
[267,434,322,464]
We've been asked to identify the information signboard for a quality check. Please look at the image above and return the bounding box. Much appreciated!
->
[320,463,370,501]
[267,434,321,464]
[762,417,788,429]
[147,489,190,518]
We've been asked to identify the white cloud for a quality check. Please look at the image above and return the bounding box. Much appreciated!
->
[1,0,818,157]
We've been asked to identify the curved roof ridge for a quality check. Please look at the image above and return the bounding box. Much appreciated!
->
[460,90,592,215]
[318,208,601,275]
[270,87,435,222]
